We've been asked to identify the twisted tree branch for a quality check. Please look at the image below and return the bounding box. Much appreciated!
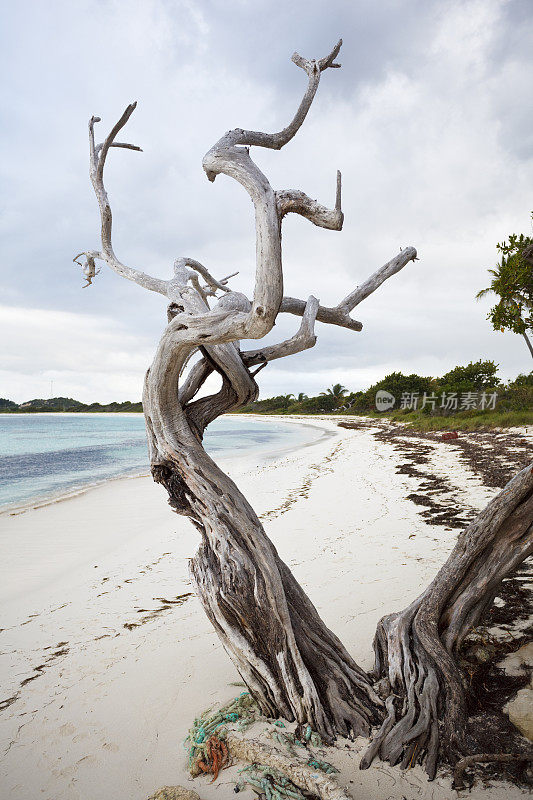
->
[202,40,346,339]
[243,296,319,366]
[222,38,342,152]
[280,247,418,332]
[276,171,343,230]
[87,105,168,295]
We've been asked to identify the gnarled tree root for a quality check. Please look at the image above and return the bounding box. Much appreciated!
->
[362,462,533,779]
[453,752,533,790]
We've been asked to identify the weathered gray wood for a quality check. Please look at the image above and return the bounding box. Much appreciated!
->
[280,296,363,331]
[79,39,419,744]
[243,296,319,366]
[228,731,350,800]
[279,246,417,333]
[337,247,417,312]
[363,463,533,778]
[276,172,343,230]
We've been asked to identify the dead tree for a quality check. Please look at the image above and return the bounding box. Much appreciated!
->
[78,39,417,740]
[362,462,533,778]
[78,40,532,779]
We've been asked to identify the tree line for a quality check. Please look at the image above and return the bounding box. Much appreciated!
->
[235,361,532,418]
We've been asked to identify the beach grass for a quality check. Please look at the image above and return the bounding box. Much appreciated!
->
[342,408,533,431]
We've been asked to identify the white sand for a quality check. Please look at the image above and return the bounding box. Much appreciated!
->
[0,416,528,800]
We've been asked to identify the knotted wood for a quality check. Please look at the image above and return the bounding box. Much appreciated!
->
[79,40,418,740]
[363,463,533,778]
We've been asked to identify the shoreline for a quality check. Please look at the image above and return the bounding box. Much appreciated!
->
[0,417,530,799]
[0,467,151,518]
[0,414,329,518]
[0,411,146,417]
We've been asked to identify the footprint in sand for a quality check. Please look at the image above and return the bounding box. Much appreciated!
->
[59,723,77,736]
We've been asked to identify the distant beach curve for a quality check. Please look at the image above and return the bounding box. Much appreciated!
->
[0,413,323,512]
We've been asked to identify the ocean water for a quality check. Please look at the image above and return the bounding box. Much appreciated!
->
[0,414,316,510]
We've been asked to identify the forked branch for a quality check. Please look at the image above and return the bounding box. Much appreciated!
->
[227,38,342,152]
[243,296,319,366]
[276,171,343,230]
[87,103,167,295]
[280,247,418,332]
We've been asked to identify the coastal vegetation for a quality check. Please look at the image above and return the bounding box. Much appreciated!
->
[4,364,530,430]
[0,396,143,413]
[235,362,533,429]
[477,214,533,359]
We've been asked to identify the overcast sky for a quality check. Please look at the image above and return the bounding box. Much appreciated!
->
[1,0,532,403]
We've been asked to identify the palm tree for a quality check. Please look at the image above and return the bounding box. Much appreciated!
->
[277,393,295,409]
[320,383,348,399]
[476,219,533,359]
[296,392,308,402]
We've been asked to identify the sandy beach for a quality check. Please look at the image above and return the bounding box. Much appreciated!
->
[1,416,531,800]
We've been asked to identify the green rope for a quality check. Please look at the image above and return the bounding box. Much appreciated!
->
[185,693,339,793]
[267,728,338,776]
[307,757,339,775]
[237,765,307,800]
[184,691,259,773]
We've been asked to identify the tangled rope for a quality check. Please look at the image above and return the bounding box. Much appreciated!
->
[267,727,338,775]
[185,693,348,799]
[237,764,308,799]
[184,691,258,778]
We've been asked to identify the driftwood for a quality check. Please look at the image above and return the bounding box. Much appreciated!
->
[79,39,416,741]
[78,38,532,783]
[363,463,533,778]
[228,732,350,800]
[453,753,533,790]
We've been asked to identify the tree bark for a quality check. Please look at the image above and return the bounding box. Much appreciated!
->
[362,463,533,778]
[141,324,382,738]
[80,38,425,750]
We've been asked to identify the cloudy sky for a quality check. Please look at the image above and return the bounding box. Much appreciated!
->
[1,0,532,403]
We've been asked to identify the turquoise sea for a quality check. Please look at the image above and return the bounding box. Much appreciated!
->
[0,414,315,509]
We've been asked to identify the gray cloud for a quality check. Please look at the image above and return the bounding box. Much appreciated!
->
[1,0,532,402]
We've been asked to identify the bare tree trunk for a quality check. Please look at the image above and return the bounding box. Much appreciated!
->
[362,463,533,778]
[138,296,383,737]
[78,39,408,739]
[146,402,382,737]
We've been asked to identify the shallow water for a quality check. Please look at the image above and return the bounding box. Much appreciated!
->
[0,414,313,509]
